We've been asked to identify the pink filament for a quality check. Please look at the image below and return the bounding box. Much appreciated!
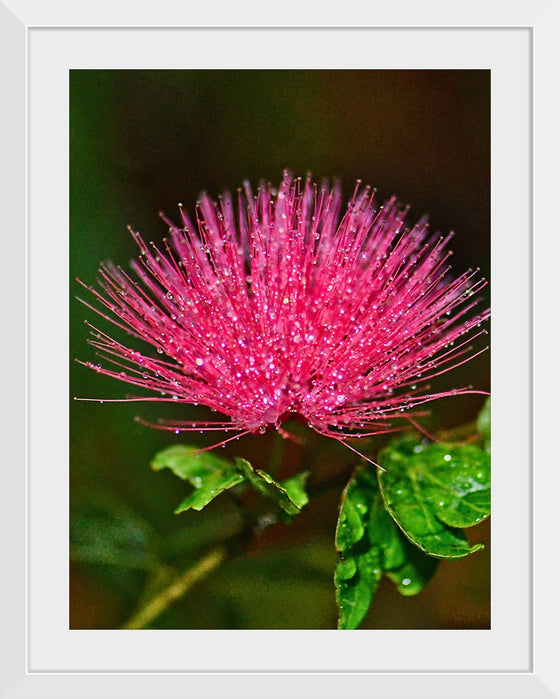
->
[77,171,489,444]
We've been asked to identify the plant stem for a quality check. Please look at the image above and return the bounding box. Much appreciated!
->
[268,429,285,476]
[121,545,227,630]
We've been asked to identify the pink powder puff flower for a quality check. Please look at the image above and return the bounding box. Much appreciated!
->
[77,171,489,459]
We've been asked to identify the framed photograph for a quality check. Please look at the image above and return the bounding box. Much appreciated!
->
[1,1,554,697]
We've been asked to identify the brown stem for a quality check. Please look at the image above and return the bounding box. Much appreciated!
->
[121,546,227,630]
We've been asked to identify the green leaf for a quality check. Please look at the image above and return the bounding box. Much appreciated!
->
[334,468,371,551]
[281,471,310,510]
[234,458,307,516]
[378,436,489,559]
[151,445,233,485]
[334,467,385,630]
[151,445,310,517]
[477,398,491,454]
[335,548,382,630]
[334,465,439,629]
[385,540,438,597]
[152,445,244,513]
[174,469,245,513]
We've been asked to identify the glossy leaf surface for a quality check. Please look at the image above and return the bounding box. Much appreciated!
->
[334,467,383,630]
[151,445,233,485]
[378,436,488,558]
[234,458,308,516]
[152,445,309,517]
[173,470,245,513]
[334,466,438,629]
[152,445,243,513]
[385,540,438,596]
[281,471,310,510]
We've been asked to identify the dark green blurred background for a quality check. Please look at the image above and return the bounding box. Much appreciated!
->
[70,70,490,630]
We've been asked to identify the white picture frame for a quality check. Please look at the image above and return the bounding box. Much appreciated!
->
[1,1,555,697]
